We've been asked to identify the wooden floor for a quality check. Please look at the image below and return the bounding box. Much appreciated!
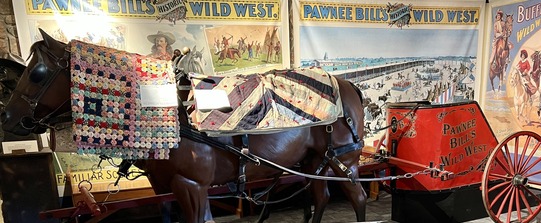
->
[212,191,497,223]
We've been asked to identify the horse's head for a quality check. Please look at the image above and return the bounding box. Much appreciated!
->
[504,14,514,35]
[505,14,514,23]
[0,29,71,136]
[509,69,519,87]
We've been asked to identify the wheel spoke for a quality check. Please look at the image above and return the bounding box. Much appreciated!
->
[493,153,514,176]
[502,144,516,175]
[524,169,541,178]
[513,137,520,174]
[518,185,534,216]
[488,172,512,181]
[526,180,541,187]
[521,153,541,176]
[490,184,513,214]
[523,186,541,204]
[518,141,541,173]
[514,187,522,223]
[517,136,533,173]
[504,186,516,223]
[488,180,512,194]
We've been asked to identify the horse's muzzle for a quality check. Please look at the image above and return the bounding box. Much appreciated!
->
[0,111,33,136]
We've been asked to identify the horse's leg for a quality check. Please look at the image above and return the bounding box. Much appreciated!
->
[328,148,367,222]
[308,179,330,223]
[170,174,210,223]
[301,185,314,223]
[490,78,496,97]
[337,180,367,222]
[204,200,214,223]
[300,155,330,223]
[133,161,176,222]
[515,99,521,121]
[257,175,312,223]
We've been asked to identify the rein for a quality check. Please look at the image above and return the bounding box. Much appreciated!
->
[18,43,72,130]
[370,102,424,133]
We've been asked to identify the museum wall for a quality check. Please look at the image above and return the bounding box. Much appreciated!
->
[0,0,19,56]
[0,0,18,220]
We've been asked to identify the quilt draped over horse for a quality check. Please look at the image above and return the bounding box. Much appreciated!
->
[192,67,343,136]
[69,40,179,159]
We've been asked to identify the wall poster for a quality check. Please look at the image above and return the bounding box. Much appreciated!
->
[11,0,289,194]
[12,0,290,76]
[482,0,541,140]
[292,0,485,143]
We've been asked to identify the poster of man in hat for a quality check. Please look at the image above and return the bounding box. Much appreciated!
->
[147,30,176,61]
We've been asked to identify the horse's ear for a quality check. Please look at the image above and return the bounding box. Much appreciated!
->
[39,28,63,49]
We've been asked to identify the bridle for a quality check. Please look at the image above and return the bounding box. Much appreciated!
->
[16,42,71,130]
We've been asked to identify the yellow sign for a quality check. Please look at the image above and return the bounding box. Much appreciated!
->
[55,167,144,186]
[300,1,479,25]
[25,0,281,21]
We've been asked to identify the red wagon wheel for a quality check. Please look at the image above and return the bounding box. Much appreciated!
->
[482,131,541,223]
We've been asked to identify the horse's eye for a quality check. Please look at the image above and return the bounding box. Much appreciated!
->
[29,63,48,83]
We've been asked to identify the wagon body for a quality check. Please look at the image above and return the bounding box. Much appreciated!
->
[364,100,541,223]
[385,100,499,191]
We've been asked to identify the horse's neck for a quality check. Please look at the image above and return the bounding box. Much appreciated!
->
[514,74,524,91]
[176,76,196,125]
[533,60,540,72]
[178,76,191,99]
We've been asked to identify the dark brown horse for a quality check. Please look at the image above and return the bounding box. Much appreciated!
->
[489,14,513,97]
[217,47,241,63]
[0,29,367,223]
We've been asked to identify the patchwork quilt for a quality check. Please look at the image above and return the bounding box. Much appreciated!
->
[192,67,343,136]
[70,40,179,159]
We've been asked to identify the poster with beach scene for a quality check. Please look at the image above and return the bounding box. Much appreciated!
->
[293,0,484,142]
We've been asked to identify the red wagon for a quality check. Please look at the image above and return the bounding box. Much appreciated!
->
[362,100,541,223]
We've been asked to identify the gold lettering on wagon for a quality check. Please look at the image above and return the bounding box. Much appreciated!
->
[443,119,476,149]
[442,119,476,135]
[439,118,488,169]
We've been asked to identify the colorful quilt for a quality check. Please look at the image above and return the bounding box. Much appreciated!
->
[70,40,179,159]
[192,67,342,136]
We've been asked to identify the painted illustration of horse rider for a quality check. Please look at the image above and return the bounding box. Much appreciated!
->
[489,9,513,69]
[516,49,537,95]
[221,34,233,58]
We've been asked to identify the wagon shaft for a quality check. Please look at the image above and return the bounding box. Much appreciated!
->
[361,145,455,181]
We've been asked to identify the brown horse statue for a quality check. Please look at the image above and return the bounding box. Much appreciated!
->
[0,29,367,223]
[489,14,513,97]
[217,47,241,63]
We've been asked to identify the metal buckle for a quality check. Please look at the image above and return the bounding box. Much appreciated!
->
[326,125,333,133]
